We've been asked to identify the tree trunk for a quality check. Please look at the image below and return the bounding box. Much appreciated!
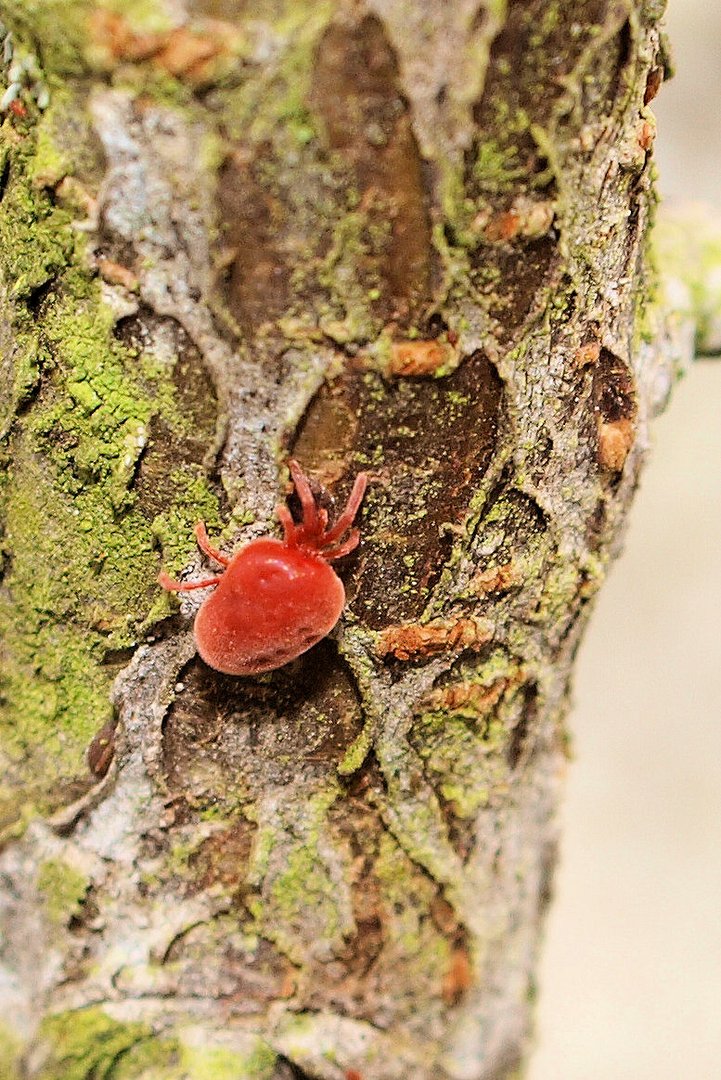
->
[0,2,679,1078]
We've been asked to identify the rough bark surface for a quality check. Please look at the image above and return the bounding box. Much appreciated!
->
[0,2,681,1078]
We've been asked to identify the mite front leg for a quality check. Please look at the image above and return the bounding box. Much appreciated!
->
[158,572,222,592]
[194,522,230,567]
[322,472,368,545]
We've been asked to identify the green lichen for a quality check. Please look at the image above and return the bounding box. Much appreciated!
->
[271,843,339,949]
[151,467,222,577]
[533,559,582,626]
[337,719,373,776]
[0,92,220,830]
[180,1040,277,1080]
[222,1,333,146]
[97,0,174,35]
[111,1036,180,1079]
[249,785,344,963]
[312,209,385,344]
[0,1023,21,1080]
[115,1033,277,1080]
[37,1011,277,1080]
[374,832,452,998]
[37,857,89,925]
[412,710,509,819]
[1,0,91,78]
[37,1008,154,1080]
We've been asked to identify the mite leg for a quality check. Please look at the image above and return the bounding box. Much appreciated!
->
[276,503,297,544]
[322,472,368,544]
[321,528,360,561]
[288,459,318,534]
[159,571,222,591]
[194,521,230,566]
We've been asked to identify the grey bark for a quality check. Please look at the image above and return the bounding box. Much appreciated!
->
[0,2,682,1079]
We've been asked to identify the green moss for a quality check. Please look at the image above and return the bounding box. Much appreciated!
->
[473,138,528,195]
[97,0,174,35]
[151,467,222,576]
[0,324,45,437]
[222,2,333,145]
[30,295,152,506]
[111,1036,180,1079]
[374,832,452,985]
[0,1023,21,1080]
[37,1008,153,1080]
[0,159,73,303]
[251,785,343,963]
[37,858,89,925]
[2,1,91,78]
[0,440,152,792]
[29,91,77,189]
[180,1041,277,1080]
[0,95,220,830]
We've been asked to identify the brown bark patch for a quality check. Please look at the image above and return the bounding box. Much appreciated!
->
[304,781,387,1017]
[475,0,611,129]
[120,314,221,519]
[310,14,434,327]
[479,235,560,345]
[597,417,635,472]
[423,677,510,718]
[216,150,294,334]
[162,645,363,808]
[96,257,138,291]
[441,946,473,1006]
[507,681,538,769]
[644,65,664,104]
[187,818,257,894]
[377,616,493,663]
[592,347,637,473]
[90,12,238,85]
[293,352,502,628]
[481,196,555,244]
[387,338,458,378]
[329,799,386,979]
[86,717,117,778]
[461,0,635,346]
[468,562,520,596]
[574,339,601,369]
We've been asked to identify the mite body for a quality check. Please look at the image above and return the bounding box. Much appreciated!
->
[159,461,367,675]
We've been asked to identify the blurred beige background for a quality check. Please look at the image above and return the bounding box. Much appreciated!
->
[529,1,721,1077]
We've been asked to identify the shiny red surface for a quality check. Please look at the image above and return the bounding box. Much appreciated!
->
[194,538,345,675]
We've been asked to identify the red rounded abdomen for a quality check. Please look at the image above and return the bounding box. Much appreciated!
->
[194,539,346,675]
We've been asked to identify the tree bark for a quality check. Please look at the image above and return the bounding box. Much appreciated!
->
[0,2,681,1078]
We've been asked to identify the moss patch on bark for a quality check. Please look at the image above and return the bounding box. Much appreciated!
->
[0,83,219,833]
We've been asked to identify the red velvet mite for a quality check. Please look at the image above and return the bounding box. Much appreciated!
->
[159,461,367,675]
